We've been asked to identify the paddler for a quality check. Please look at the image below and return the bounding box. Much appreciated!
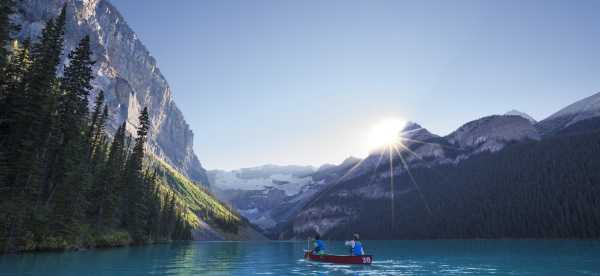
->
[312,234,326,255]
[344,233,365,256]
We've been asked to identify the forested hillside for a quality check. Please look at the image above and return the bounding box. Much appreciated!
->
[0,4,246,253]
[287,125,600,239]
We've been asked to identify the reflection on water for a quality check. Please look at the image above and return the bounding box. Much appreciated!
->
[1,240,600,275]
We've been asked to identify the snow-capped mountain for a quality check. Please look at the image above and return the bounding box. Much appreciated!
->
[537,92,600,136]
[209,165,315,196]
[505,110,537,123]
[14,0,209,185]
[208,161,359,235]
[208,165,320,231]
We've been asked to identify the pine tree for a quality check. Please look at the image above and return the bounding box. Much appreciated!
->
[1,7,66,252]
[57,35,94,142]
[97,122,126,228]
[24,7,67,206]
[160,192,177,239]
[124,107,150,243]
[47,34,96,239]
[0,40,31,187]
[0,40,31,109]
[88,91,106,159]
[0,0,18,68]
[1,4,194,252]
[145,171,162,241]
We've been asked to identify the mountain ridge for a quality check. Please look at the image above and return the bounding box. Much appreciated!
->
[536,92,600,136]
[277,92,600,239]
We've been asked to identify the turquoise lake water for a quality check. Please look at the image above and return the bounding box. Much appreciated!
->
[1,240,600,275]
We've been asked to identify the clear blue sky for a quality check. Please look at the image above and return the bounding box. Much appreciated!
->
[110,0,600,170]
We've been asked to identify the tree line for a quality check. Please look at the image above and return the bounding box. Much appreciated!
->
[0,4,192,253]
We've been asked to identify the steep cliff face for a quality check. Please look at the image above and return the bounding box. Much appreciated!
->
[14,0,209,185]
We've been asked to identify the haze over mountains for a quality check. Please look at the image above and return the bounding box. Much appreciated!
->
[211,92,600,239]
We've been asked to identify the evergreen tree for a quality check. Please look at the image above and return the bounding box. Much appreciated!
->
[146,171,162,241]
[88,91,106,159]
[0,0,18,67]
[1,7,66,253]
[0,40,31,185]
[97,122,126,228]
[124,107,150,243]
[47,34,95,239]
[160,192,177,238]
[0,5,194,253]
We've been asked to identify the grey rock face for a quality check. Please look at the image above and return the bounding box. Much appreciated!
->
[447,115,540,153]
[14,0,209,185]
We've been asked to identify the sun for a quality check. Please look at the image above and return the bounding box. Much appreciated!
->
[367,118,406,151]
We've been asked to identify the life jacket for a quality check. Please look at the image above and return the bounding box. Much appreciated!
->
[352,241,364,256]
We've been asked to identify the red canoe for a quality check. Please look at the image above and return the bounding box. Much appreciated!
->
[304,251,373,265]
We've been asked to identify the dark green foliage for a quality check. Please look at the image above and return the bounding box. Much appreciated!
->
[0,10,196,253]
[97,122,126,228]
[0,40,31,186]
[124,107,150,243]
[88,91,107,159]
[46,35,96,240]
[0,0,18,67]
[0,7,67,253]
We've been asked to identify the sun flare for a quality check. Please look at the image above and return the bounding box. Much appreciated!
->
[367,118,406,151]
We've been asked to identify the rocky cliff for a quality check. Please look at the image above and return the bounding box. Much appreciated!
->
[14,0,209,185]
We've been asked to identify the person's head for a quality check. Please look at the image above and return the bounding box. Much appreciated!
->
[315,234,320,240]
[353,233,360,241]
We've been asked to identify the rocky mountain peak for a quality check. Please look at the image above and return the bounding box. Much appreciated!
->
[400,121,438,142]
[447,115,540,153]
[14,0,209,185]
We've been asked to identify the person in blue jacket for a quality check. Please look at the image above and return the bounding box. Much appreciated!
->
[345,233,365,256]
[312,234,325,255]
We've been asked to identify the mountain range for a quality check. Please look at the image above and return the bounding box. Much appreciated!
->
[13,0,600,242]
[211,92,600,239]
[208,160,359,238]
